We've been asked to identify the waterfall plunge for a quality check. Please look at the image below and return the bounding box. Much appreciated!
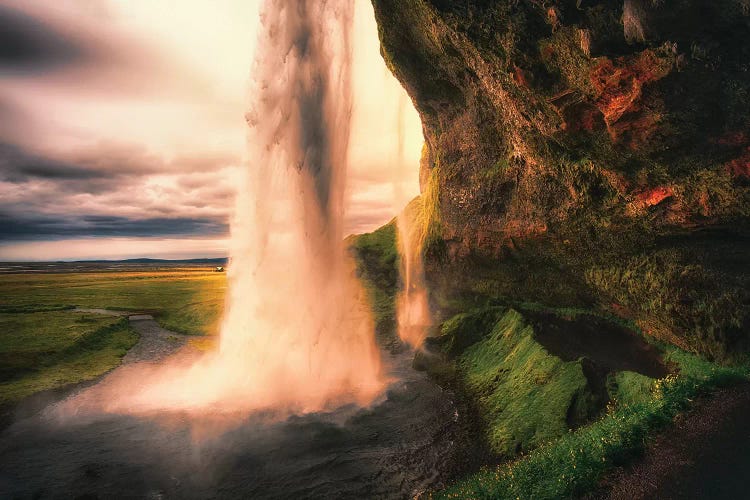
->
[216,0,384,412]
[110,0,384,415]
[59,0,434,422]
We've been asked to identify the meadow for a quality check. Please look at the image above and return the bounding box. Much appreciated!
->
[0,267,226,407]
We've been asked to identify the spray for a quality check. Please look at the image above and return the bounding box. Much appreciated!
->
[85,0,384,416]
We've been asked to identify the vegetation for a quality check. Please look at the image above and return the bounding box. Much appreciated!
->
[0,268,225,406]
[0,312,138,405]
[369,0,750,496]
[348,221,400,347]
[437,347,749,499]
[449,308,599,456]
[0,269,226,336]
[586,249,747,360]
[350,219,749,498]
[417,166,444,258]
[372,0,750,361]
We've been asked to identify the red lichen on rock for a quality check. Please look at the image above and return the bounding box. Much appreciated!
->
[549,90,605,133]
[635,186,674,207]
[546,7,560,31]
[725,147,750,178]
[627,185,675,215]
[513,65,529,87]
[563,102,606,132]
[591,49,672,145]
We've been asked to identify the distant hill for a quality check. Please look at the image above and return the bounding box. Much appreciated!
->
[67,258,229,264]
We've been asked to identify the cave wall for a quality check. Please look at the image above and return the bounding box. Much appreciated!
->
[372,0,750,359]
[373,0,750,256]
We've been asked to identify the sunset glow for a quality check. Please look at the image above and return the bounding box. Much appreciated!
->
[0,0,422,260]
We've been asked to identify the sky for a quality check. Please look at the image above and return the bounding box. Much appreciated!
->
[0,0,422,261]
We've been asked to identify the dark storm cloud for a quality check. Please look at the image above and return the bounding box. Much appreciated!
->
[0,142,103,182]
[0,141,237,185]
[0,1,221,104]
[0,212,228,241]
[0,5,87,74]
[0,140,236,241]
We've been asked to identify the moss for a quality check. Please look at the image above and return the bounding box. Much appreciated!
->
[0,314,138,405]
[442,308,603,457]
[482,158,510,180]
[438,306,505,356]
[418,166,445,259]
[585,248,747,360]
[348,221,400,347]
[609,371,655,407]
[676,168,749,218]
[373,0,750,358]
[539,26,598,97]
[437,348,749,500]
[369,1,750,495]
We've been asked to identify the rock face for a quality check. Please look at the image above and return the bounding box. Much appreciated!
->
[372,0,750,359]
[372,0,750,256]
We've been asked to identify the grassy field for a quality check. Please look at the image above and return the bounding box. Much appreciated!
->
[0,311,138,405]
[348,221,400,347]
[0,268,226,407]
[0,269,227,335]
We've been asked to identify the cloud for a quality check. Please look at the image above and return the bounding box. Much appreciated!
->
[0,0,422,259]
[0,5,87,75]
[0,142,104,182]
[0,140,238,241]
[0,212,227,241]
[0,1,218,99]
[0,140,239,183]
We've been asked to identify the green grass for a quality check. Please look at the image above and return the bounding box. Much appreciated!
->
[437,307,615,456]
[349,218,749,498]
[455,309,597,456]
[0,270,226,336]
[0,268,226,405]
[608,371,654,407]
[0,311,139,405]
[437,346,749,499]
[348,221,400,346]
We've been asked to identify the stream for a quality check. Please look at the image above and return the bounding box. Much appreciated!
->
[0,312,467,499]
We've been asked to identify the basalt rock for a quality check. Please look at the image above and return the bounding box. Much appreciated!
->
[372,0,750,359]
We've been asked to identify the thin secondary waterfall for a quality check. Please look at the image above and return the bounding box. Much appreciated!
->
[396,209,432,347]
[393,92,432,348]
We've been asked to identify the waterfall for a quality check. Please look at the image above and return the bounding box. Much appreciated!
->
[114,0,383,415]
[216,0,383,411]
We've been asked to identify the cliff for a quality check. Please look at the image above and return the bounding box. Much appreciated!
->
[371,0,750,360]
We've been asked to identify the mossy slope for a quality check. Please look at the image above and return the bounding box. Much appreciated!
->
[449,308,600,456]
[348,220,400,347]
